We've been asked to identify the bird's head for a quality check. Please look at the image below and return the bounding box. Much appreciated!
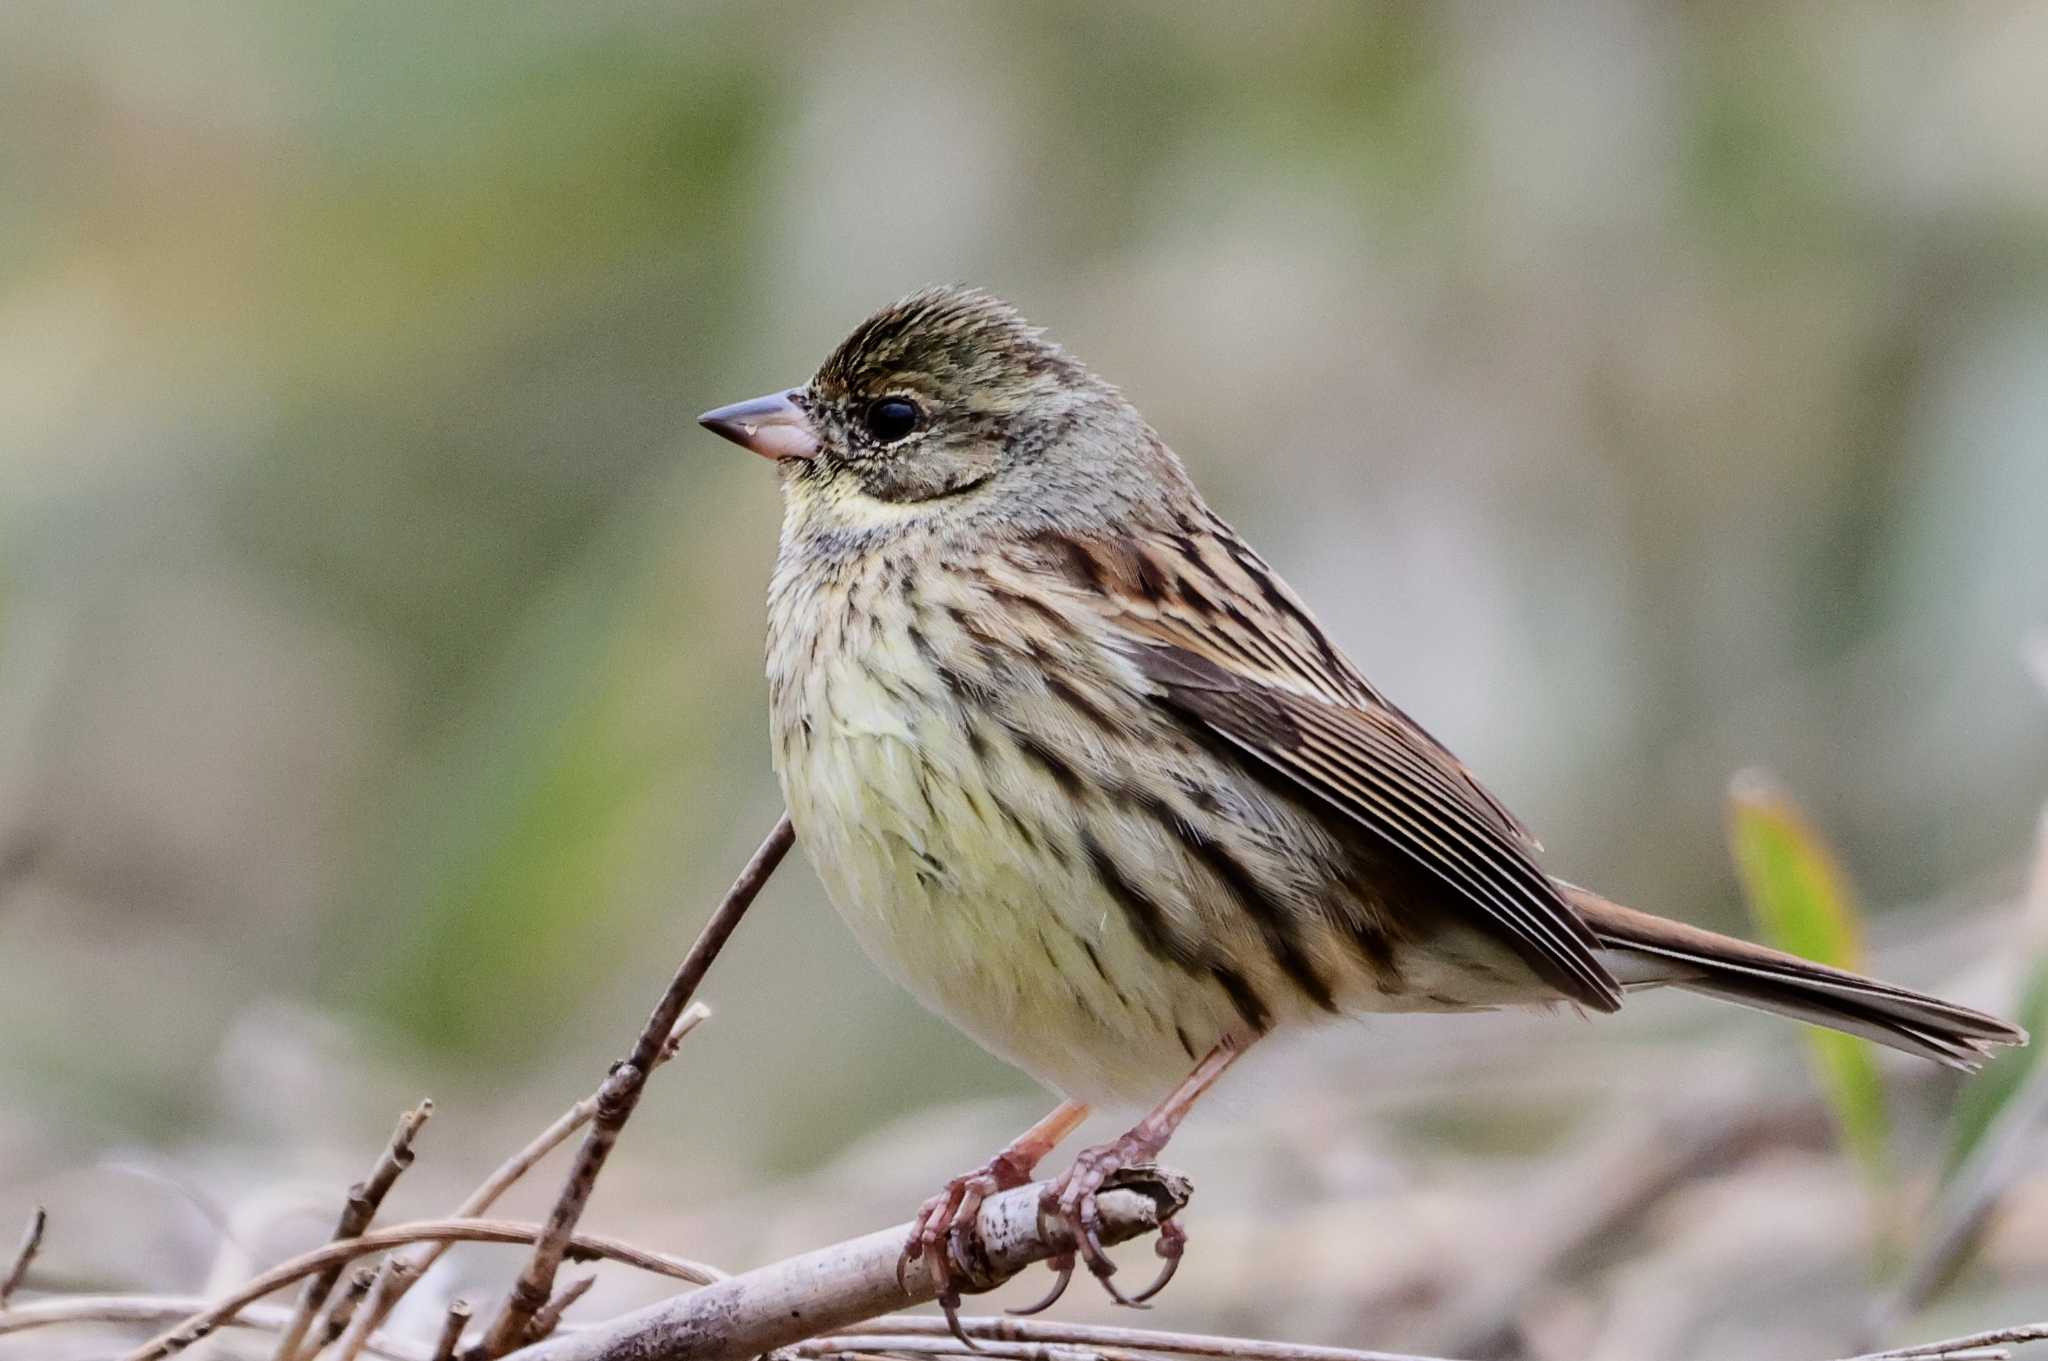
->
[700,287,1176,534]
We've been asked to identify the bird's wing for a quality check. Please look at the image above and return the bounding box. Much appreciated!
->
[1021,523,1623,1013]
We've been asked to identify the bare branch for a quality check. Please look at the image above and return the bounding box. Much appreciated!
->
[529,1274,596,1343]
[818,1320,1444,1361]
[0,1294,424,1360]
[119,1217,720,1361]
[352,1004,719,1351]
[791,1334,1137,1361]
[1,1206,46,1307]
[433,1301,473,1361]
[501,1166,1190,1361]
[478,814,794,1357]
[1833,1321,2048,1360]
[313,1265,380,1353]
[272,1099,433,1361]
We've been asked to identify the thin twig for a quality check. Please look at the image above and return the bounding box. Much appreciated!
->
[829,1318,1446,1361]
[477,814,794,1357]
[272,1100,433,1361]
[119,1217,720,1361]
[335,1259,416,1361]
[529,1275,596,1343]
[352,1004,718,1351]
[502,1167,1192,1361]
[314,1265,380,1352]
[433,1301,473,1361]
[791,1336,1120,1361]
[1833,1321,2048,1360]
[2,1206,46,1307]
[0,1295,423,1360]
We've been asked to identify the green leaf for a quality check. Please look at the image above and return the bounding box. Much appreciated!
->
[1727,770,1893,1188]
[1941,953,2048,1182]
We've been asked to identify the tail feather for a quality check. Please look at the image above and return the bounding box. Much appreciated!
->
[1564,886,2028,1072]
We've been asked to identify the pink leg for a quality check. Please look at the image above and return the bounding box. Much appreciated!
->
[1018,1039,1246,1315]
[900,1099,1091,1341]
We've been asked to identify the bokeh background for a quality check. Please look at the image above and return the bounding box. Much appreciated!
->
[3,5,2046,1359]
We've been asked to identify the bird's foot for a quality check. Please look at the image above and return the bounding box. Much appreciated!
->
[1014,1126,1185,1314]
[898,1151,1037,1346]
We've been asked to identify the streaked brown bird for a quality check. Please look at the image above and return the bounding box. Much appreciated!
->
[700,286,2024,1326]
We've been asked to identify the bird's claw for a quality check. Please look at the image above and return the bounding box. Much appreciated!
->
[1123,1217,1185,1305]
[1025,1131,1183,1313]
[899,1157,1033,1347]
[1007,1252,1075,1317]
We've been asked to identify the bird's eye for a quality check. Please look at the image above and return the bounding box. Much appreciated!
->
[862,397,921,444]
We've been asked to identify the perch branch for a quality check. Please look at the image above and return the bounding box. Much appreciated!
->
[501,1166,1191,1361]
[477,813,794,1357]
[350,1003,719,1349]
[272,1099,433,1361]
[119,1217,720,1361]
[1,1206,45,1307]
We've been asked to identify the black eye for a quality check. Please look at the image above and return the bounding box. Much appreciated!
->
[862,397,920,444]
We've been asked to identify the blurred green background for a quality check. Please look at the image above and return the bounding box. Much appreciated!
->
[2,4,2046,1354]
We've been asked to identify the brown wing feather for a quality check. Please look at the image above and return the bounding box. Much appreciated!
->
[1018,525,1623,1013]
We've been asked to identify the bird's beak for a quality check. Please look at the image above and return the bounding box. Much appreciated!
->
[697,388,819,462]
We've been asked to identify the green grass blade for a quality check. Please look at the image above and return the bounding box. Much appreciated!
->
[1727,770,1893,1189]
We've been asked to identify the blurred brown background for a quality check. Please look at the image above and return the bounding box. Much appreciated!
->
[2,4,2046,1358]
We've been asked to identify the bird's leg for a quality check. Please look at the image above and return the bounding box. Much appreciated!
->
[900,1098,1091,1340]
[1019,1038,1245,1314]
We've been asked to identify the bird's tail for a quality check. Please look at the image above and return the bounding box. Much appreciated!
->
[1563,885,2027,1071]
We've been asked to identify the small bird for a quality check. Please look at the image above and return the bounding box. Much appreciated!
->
[700,286,2024,1325]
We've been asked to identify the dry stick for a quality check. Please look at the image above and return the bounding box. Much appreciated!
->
[791,1336,1125,1361]
[820,1318,2048,1361]
[828,1318,1446,1361]
[271,1100,434,1361]
[0,1296,424,1360]
[1833,1321,2048,1361]
[9,1292,2042,1361]
[528,1275,596,1343]
[314,1265,380,1352]
[119,1218,721,1361]
[501,1169,1192,1361]
[477,814,795,1357]
[1,1206,45,1307]
[348,1004,721,1355]
[433,1302,474,1361]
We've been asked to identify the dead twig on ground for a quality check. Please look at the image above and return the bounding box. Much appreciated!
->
[271,1100,433,1361]
[817,1317,1447,1361]
[348,1003,720,1353]
[1833,1321,2048,1361]
[0,1295,422,1360]
[118,1217,720,1361]
[501,1167,1191,1361]
[477,814,794,1357]
[1,1207,45,1308]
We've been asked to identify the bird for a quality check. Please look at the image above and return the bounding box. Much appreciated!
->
[698,285,2025,1328]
